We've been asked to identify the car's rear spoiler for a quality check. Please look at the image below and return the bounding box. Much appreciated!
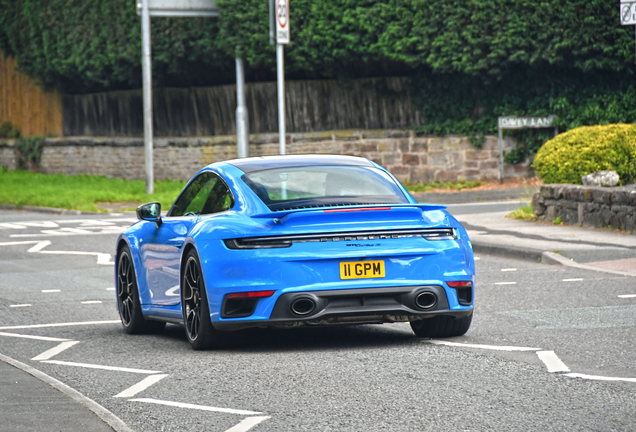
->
[251,203,447,219]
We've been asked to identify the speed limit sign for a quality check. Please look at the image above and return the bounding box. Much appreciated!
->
[276,0,290,44]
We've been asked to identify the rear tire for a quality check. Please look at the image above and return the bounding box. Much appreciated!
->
[182,250,226,350]
[116,246,166,334]
[410,313,472,338]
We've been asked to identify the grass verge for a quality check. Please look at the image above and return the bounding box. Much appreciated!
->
[0,168,186,212]
[403,179,482,193]
[506,203,536,221]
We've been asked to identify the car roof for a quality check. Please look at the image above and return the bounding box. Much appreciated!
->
[224,154,375,173]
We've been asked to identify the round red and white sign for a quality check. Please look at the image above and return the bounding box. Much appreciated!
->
[277,0,288,28]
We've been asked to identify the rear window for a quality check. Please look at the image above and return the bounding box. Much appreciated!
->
[242,165,408,211]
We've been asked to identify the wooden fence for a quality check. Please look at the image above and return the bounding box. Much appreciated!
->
[0,53,63,137]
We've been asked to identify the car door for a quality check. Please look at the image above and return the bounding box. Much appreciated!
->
[140,171,232,305]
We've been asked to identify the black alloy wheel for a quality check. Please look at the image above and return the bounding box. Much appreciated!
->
[182,250,225,350]
[117,246,165,334]
[410,313,473,338]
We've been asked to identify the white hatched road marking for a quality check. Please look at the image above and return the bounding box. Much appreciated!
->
[32,341,80,361]
[42,289,61,293]
[224,416,271,432]
[129,398,262,416]
[426,340,540,351]
[565,373,636,383]
[81,301,103,305]
[563,278,584,282]
[495,282,517,285]
[42,360,162,374]
[619,294,636,298]
[0,320,120,330]
[0,332,71,342]
[114,374,169,398]
[0,239,114,265]
[9,304,31,308]
[501,268,517,272]
[537,350,570,373]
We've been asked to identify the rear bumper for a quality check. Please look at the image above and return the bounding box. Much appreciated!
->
[213,285,473,331]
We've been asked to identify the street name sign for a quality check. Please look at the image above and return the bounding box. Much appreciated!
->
[621,0,636,25]
[498,116,557,129]
[137,0,219,17]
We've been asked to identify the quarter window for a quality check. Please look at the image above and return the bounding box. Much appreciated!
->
[169,172,233,217]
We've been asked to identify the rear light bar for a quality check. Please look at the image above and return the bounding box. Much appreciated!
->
[224,228,457,249]
[323,207,391,213]
[447,281,472,288]
[225,290,275,299]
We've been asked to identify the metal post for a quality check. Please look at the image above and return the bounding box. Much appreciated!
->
[277,43,286,155]
[235,56,249,158]
[141,0,154,194]
[498,126,504,184]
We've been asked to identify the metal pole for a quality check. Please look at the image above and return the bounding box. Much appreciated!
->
[236,56,249,158]
[277,43,286,155]
[141,0,154,194]
[498,126,504,184]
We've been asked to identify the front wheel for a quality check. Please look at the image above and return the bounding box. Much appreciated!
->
[117,246,166,334]
[182,250,226,350]
[410,313,472,338]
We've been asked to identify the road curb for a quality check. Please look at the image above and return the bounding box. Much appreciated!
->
[0,352,134,432]
[0,204,99,215]
[412,187,538,204]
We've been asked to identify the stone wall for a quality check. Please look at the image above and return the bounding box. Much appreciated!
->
[533,184,636,232]
[0,129,530,182]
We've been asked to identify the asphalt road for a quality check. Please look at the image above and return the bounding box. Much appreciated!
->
[1,209,635,432]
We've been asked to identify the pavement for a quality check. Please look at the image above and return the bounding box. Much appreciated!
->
[2,186,635,432]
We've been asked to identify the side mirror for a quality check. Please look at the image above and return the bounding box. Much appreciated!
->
[136,202,162,228]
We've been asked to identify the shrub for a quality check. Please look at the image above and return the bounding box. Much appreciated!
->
[533,124,636,185]
[15,136,45,171]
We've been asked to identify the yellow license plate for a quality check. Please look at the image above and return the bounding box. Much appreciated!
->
[340,260,385,280]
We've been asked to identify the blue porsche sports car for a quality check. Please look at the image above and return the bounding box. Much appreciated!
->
[115,155,474,349]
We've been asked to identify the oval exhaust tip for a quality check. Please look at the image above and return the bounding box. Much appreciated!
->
[415,292,437,310]
[291,298,316,316]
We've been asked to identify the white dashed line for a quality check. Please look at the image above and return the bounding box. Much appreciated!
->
[474,257,481,260]
[129,398,262,415]
[81,301,103,305]
[537,350,570,373]
[42,360,161,374]
[494,282,517,285]
[565,373,636,383]
[563,278,583,282]
[0,320,120,330]
[42,289,61,293]
[9,304,31,308]
[224,416,271,432]
[501,268,517,272]
[114,374,169,398]
[618,294,636,298]
[426,340,540,351]
[106,288,116,291]
[32,341,80,361]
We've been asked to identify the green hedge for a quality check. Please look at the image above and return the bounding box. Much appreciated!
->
[533,124,636,185]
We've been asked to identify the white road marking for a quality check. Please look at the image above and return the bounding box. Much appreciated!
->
[11,229,126,238]
[618,294,636,298]
[474,257,481,260]
[565,373,636,383]
[0,332,71,342]
[42,289,61,293]
[42,360,161,374]
[563,278,583,282]
[0,223,27,229]
[129,398,262,415]
[501,268,517,272]
[225,416,271,432]
[9,304,31,308]
[28,240,51,252]
[114,374,169,398]
[32,341,80,361]
[0,320,120,330]
[0,240,45,246]
[495,282,517,285]
[106,288,116,291]
[38,250,114,266]
[537,350,570,373]
[81,301,103,304]
[426,340,540,351]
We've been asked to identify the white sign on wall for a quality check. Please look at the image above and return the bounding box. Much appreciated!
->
[137,0,219,17]
[621,0,636,25]
[276,0,290,44]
